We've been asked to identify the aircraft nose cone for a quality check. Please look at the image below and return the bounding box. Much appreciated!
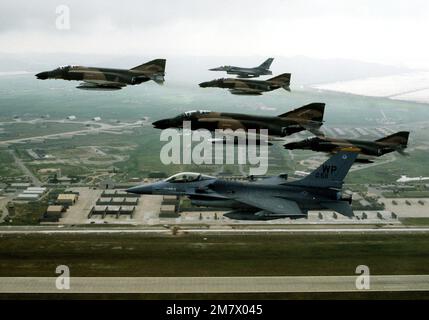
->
[126,184,153,195]
[209,67,223,71]
[152,119,171,129]
[35,72,49,80]
[199,81,210,88]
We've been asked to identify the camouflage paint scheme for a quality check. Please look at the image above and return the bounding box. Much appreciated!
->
[284,131,410,162]
[199,73,291,95]
[152,102,325,137]
[36,59,166,90]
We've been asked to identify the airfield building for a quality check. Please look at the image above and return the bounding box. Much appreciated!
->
[57,194,78,205]
[10,183,31,189]
[160,205,178,218]
[15,193,40,201]
[44,205,65,221]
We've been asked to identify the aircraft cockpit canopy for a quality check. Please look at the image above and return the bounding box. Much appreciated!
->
[57,65,80,71]
[183,110,211,118]
[165,172,214,183]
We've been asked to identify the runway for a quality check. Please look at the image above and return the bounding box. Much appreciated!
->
[1,275,428,293]
[1,226,429,235]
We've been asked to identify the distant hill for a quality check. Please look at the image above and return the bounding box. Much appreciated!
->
[0,53,410,85]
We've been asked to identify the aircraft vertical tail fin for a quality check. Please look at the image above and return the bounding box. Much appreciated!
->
[278,103,325,123]
[267,73,291,90]
[130,59,166,74]
[258,58,274,70]
[375,131,409,146]
[131,59,166,84]
[288,152,358,189]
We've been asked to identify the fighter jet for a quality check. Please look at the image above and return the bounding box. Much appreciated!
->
[284,131,410,163]
[127,151,358,220]
[35,59,166,91]
[209,58,274,78]
[152,102,325,138]
[199,73,291,95]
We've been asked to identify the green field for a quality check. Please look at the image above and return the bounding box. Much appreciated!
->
[1,74,429,187]
[347,151,429,185]
[0,150,21,177]
[1,233,428,277]
[2,232,429,299]
[400,218,429,226]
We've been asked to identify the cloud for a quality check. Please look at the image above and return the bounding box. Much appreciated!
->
[1,0,429,67]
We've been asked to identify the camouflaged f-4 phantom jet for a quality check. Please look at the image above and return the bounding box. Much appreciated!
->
[284,131,410,163]
[152,102,325,138]
[35,59,166,90]
[199,73,291,95]
[209,58,274,78]
[127,152,358,220]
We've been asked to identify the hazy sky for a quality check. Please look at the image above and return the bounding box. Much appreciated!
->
[1,0,429,68]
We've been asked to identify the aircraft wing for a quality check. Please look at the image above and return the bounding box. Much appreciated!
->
[77,80,127,90]
[245,131,286,142]
[208,128,283,145]
[332,146,362,153]
[229,88,264,95]
[224,189,304,216]
[253,175,289,185]
[236,73,258,78]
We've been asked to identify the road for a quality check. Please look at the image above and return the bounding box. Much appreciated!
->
[8,149,42,186]
[0,120,145,146]
[0,275,428,293]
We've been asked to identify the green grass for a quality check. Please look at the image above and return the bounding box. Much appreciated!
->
[400,218,429,226]
[347,151,429,185]
[3,291,429,300]
[0,150,21,177]
[28,163,92,178]
[0,233,428,277]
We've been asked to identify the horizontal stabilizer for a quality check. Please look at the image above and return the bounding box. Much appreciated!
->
[321,201,354,217]
[149,74,165,85]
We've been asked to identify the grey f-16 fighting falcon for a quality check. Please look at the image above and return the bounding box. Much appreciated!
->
[284,131,409,163]
[152,103,325,137]
[199,73,291,95]
[127,152,358,220]
[209,58,274,78]
[35,59,166,90]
